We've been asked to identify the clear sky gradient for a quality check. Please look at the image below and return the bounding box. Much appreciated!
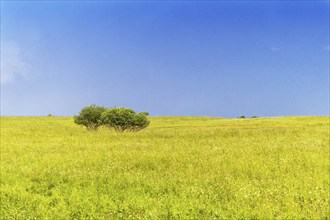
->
[1,1,329,117]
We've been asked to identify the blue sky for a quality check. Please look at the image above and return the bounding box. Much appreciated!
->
[1,1,329,117]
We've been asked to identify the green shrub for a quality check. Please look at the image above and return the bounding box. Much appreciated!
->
[101,107,150,132]
[74,104,107,130]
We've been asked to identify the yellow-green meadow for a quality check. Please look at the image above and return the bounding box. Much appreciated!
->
[1,116,329,219]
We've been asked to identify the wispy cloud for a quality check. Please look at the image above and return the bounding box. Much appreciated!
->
[1,40,29,84]
[270,47,280,52]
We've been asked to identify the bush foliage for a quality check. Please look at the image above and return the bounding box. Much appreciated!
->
[74,105,149,132]
[101,107,150,132]
[73,105,106,130]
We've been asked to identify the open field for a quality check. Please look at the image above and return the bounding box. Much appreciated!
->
[1,116,329,219]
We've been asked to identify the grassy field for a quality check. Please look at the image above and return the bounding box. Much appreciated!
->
[1,116,329,219]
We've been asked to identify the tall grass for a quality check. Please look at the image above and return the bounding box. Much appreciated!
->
[1,116,329,219]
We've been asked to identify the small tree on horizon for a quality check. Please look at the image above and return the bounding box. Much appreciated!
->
[101,107,150,132]
[74,104,106,130]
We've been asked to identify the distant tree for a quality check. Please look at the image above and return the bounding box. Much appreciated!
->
[74,104,107,130]
[239,115,246,118]
[251,116,258,118]
[101,107,150,132]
